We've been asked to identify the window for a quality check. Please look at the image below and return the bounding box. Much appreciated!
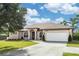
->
[24,31,28,37]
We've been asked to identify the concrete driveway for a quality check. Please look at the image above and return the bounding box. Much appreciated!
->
[1,41,67,56]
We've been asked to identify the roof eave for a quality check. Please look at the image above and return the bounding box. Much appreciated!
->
[40,28,72,30]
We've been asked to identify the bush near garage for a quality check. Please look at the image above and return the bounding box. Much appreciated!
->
[68,35,72,42]
[68,32,79,42]
[73,32,79,41]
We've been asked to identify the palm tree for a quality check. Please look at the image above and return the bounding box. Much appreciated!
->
[71,18,78,28]
[60,16,79,41]
[60,20,68,25]
[60,17,78,32]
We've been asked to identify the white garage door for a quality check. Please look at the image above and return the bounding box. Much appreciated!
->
[45,31,69,42]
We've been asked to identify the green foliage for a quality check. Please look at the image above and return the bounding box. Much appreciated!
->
[0,3,27,34]
[6,39,23,41]
[60,14,79,32]
[68,35,72,42]
[63,53,79,56]
[67,41,79,47]
[73,32,79,41]
[70,18,78,30]
[42,35,46,41]
[60,20,67,25]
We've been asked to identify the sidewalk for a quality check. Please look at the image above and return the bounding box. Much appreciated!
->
[64,47,79,54]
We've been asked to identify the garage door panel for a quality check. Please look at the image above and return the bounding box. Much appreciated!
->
[45,31,69,42]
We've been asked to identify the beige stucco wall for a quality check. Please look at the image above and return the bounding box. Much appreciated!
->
[37,31,41,40]
[17,29,72,40]
[18,29,38,40]
[18,31,24,39]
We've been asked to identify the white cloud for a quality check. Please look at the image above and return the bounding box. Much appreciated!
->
[25,8,52,24]
[25,8,40,24]
[25,8,66,25]
[40,6,44,9]
[25,9,65,25]
[26,17,52,24]
[44,3,63,13]
[54,17,65,23]
[61,4,79,14]
[27,8,39,16]
[44,3,79,14]
[25,16,65,25]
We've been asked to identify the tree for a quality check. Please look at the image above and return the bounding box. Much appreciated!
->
[60,15,79,32]
[0,3,27,36]
[60,20,68,26]
[60,15,79,41]
[69,18,78,31]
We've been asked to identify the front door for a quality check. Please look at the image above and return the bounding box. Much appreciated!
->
[31,31,35,40]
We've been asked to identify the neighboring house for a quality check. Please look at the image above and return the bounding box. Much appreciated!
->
[7,23,72,42]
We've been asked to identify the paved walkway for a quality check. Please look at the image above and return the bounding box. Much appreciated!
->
[64,47,79,54]
[0,41,67,56]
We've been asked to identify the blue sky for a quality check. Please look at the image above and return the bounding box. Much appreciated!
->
[21,3,79,24]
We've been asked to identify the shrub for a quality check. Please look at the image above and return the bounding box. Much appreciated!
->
[42,35,46,41]
[6,39,23,41]
[73,32,79,41]
[68,32,79,42]
[68,35,72,42]
[0,36,7,40]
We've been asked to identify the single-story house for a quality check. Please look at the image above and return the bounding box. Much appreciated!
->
[7,23,73,42]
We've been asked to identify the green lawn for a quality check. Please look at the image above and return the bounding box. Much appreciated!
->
[63,53,79,56]
[0,40,37,53]
[67,41,79,47]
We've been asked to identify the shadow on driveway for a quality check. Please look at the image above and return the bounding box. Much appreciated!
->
[0,48,31,56]
[44,41,67,43]
[0,46,31,56]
